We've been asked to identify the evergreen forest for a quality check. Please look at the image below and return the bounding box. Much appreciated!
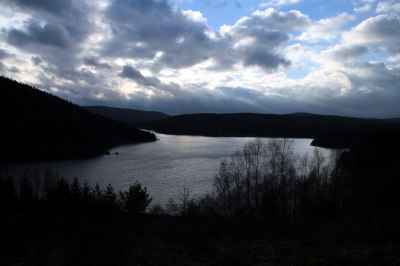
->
[0,76,156,162]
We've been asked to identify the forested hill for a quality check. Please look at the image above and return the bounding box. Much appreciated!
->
[84,106,170,126]
[0,76,156,162]
[142,113,400,148]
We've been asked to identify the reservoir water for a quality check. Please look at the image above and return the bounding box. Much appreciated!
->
[6,133,332,205]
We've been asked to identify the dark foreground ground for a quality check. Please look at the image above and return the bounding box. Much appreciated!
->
[2,206,399,266]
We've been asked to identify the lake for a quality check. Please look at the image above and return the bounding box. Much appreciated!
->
[6,133,332,205]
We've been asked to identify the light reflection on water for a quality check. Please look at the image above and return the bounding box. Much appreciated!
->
[7,133,332,205]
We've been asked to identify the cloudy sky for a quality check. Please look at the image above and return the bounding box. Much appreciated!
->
[0,0,399,118]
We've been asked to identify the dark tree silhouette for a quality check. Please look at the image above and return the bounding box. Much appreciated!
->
[120,181,152,213]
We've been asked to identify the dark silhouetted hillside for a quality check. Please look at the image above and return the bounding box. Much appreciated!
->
[84,106,170,126]
[142,113,399,148]
[0,76,156,161]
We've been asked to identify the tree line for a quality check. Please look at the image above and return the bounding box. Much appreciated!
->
[0,167,152,219]
[152,129,400,225]
[3,128,399,223]
[142,113,399,148]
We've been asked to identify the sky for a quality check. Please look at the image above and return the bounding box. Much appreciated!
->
[0,0,399,118]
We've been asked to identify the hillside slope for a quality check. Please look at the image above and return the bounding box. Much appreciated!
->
[0,76,156,161]
[84,106,170,126]
[142,113,399,148]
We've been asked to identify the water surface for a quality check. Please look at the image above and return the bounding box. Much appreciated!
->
[8,133,331,205]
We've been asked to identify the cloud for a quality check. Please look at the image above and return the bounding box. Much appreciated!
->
[118,65,161,87]
[2,0,93,43]
[102,2,293,72]
[0,0,399,118]
[320,44,369,63]
[297,13,355,42]
[296,70,354,99]
[343,61,400,93]
[0,49,10,59]
[245,8,310,31]
[343,14,400,44]
[214,7,307,71]
[290,64,400,117]
[354,5,371,12]
[376,1,400,13]
[260,0,302,8]
[242,44,291,70]
[386,42,400,54]
[6,21,73,49]
[102,0,215,69]
[9,66,20,73]
[7,0,73,15]
[229,24,290,49]
[31,56,42,65]
[83,57,112,69]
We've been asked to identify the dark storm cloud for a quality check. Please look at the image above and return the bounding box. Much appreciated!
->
[5,0,72,15]
[9,66,20,73]
[99,0,294,72]
[238,28,289,48]
[105,0,200,44]
[83,57,112,69]
[118,65,161,87]
[322,44,369,61]
[1,0,97,91]
[386,42,400,54]
[2,0,92,44]
[205,57,236,71]
[31,56,42,65]
[103,0,218,69]
[6,21,73,49]
[0,61,5,71]
[0,49,10,59]
[118,65,186,96]
[219,8,301,71]
[243,44,291,70]
[37,62,103,86]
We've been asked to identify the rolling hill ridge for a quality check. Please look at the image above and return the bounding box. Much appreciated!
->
[0,76,156,161]
[84,106,170,126]
[141,113,400,148]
